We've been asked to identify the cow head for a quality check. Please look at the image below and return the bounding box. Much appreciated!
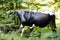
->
[14,10,26,23]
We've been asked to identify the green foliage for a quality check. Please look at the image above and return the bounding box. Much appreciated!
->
[0,23,60,40]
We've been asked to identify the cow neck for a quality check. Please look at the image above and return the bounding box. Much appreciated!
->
[24,11,31,21]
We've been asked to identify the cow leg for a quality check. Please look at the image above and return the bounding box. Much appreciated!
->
[51,17,57,38]
[51,15,56,33]
[30,24,35,32]
[20,24,25,37]
[20,28,25,37]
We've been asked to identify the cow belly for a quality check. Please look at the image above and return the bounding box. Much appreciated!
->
[22,22,32,26]
[34,19,50,28]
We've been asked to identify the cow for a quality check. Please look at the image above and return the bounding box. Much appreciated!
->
[13,10,56,36]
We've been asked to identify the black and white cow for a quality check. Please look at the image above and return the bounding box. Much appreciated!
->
[14,10,56,36]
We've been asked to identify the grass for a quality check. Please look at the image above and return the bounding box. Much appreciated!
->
[0,23,60,40]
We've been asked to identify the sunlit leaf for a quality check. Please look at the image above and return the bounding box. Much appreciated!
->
[21,3,28,7]
[29,0,35,3]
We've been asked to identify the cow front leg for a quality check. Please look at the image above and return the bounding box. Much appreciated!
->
[20,24,25,37]
[30,24,35,32]
[20,28,25,37]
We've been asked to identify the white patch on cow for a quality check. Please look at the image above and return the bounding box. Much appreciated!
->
[30,24,35,29]
[20,24,23,28]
